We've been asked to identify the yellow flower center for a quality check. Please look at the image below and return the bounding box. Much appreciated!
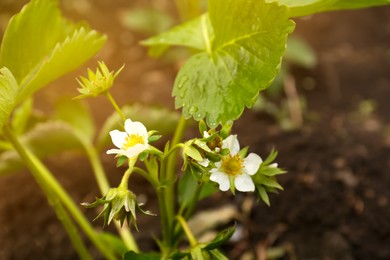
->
[123,134,145,150]
[220,155,244,176]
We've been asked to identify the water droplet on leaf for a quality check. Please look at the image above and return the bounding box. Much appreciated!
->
[189,106,198,113]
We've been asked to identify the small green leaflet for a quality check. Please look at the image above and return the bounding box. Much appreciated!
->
[0,0,106,105]
[0,68,18,130]
[144,0,295,127]
[270,0,390,17]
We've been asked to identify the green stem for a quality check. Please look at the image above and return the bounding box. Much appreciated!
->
[176,216,197,248]
[47,188,92,260]
[105,91,125,122]
[157,187,171,256]
[174,183,204,246]
[83,143,110,193]
[163,117,186,246]
[133,167,159,188]
[119,158,136,189]
[3,126,117,260]
[83,142,139,253]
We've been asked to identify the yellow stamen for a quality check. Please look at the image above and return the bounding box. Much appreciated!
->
[221,155,244,176]
[123,134,145,150]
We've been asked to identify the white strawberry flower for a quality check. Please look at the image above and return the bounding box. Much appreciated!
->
[210,135,262,192]
[107,119,149,158]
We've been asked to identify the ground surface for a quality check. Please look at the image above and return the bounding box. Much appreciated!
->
[0,1,390,259]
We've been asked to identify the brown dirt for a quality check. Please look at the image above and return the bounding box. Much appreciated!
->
[1,1,390,259]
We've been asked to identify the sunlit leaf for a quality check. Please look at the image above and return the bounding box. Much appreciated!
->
[0,0,106,104]
[11,98,33,135]
[120,7,174,35]
[173,0,294,127]
[270,0,390,17]
[53,98,95,140]
[141,14,213,54]
[0,67,18,130]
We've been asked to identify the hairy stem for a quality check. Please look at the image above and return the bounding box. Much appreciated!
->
[105,91,125,122]
[164,116,186,246]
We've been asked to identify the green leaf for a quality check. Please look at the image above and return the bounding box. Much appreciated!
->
[204,225,236,250]
[173,0,295,127]
[0,67,18,130]
[285,36,317,69]
[53,98,95,140]
[11,98,33,135]
[0,121,84,175]
[0,0,106,104]
[178,171,217,208]
[123,251,161,260]
[141,14,213,54]
[120,7,174,35]
[327,0,390,11]
[271,0,390,18]
[97,232,127,256]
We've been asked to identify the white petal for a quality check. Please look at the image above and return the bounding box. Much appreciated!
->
[125,119,147,137]
[199,159,210,167]
[124,144,148,158]
[203,131,210,138]
[109,130,127,148]
[210,171,230,191]
[223,135,240,155]
[269,163,278,168]
[106,148,123,155]
[243,153,262,175]
[234,174,255,192]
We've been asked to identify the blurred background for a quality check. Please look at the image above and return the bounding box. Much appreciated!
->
[0,0,390,259]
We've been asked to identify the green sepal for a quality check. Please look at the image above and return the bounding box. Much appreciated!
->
[237,146,249,159]
[116,155,128,167]
[198,119,208,135]
[183,141,204,162]
[257,185,270,206]
[148,134,162,143]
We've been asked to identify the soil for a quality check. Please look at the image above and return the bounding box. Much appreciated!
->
[0,1,390,259]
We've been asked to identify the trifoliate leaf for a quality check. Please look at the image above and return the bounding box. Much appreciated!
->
[173,0,295,127]
[0,0,106,104]
[0,67,18,130]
